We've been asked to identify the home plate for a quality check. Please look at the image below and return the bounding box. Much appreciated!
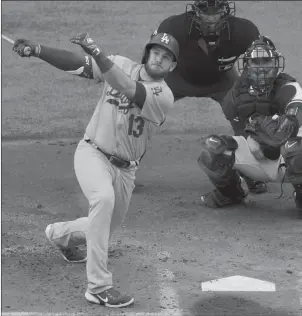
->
[201,275,276,292]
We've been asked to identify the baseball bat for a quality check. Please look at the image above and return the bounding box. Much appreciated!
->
[2,34,14,44]
[2,34,31,56]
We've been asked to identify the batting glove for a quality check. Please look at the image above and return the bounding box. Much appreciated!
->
[12,39,41,57]
[70,33,101,56]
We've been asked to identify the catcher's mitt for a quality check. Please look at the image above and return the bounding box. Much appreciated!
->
[244,114,299,148]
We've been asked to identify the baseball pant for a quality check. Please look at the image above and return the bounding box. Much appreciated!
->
[232,136,286,183]
[47,139,136,294]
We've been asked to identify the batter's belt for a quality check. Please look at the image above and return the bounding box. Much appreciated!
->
[84,138,140,169]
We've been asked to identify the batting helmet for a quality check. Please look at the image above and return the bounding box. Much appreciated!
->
[141,32,179,64]
[238,35,285,95]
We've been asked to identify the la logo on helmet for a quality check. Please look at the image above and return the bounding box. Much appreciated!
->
[161,33,170,44]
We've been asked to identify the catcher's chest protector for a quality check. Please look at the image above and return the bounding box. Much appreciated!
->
[235,88,273,120]
[234,73,296,121]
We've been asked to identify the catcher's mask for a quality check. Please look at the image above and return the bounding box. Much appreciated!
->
[141,32,179,64]
[238,35,285,96]
[186,0,235,38]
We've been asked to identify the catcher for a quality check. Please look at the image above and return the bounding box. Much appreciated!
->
[197,35,302,215]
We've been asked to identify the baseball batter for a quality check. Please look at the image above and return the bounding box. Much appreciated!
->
[197,36,302,215]
[12,31,179,308]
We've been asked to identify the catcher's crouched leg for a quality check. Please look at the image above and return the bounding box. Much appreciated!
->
[197,134,249,208]
[281,137,302,211]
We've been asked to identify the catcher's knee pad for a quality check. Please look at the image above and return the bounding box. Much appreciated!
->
[197,134,238,186]
[281,137,302,185]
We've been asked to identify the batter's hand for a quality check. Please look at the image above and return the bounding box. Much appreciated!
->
[12,39,40,57]
[70,33,101,56]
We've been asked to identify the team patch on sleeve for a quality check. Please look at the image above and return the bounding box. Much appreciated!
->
[141,83,174,125]
[151,86,163,96]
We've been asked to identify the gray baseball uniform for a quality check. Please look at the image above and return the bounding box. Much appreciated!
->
[47,55,174,294]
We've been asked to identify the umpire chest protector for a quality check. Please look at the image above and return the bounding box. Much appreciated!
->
[234,73,296,121]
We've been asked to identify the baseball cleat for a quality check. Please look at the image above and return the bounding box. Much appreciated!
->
[241,175,267,194]
[200,189,245,208]
[85,287,134,308]
[294,192,302,210]
[45,224,87,263]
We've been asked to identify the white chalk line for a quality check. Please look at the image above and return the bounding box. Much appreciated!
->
[156,252,183,316]
[2,253,183,316]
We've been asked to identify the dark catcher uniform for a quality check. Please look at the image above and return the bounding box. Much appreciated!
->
[157,13,259,103]
[197,36,302,216]
[151,0,264,192]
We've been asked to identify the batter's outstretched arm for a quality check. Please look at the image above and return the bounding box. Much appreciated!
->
[39,46,94,79]
[12,38,95,79]
[70,32,147,107]
[93,52,146,105]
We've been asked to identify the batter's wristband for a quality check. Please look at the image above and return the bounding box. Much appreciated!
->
[92,51,114,73]
[35,44,41,57]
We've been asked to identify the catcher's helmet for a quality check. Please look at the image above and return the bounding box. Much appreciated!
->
[186,0,235,37]
[141,32,179,64]
[238,35,285,95]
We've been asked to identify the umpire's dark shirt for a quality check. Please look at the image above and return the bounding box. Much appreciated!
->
[157,12,260,86]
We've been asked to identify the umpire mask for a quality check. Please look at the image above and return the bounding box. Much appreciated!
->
[187,0,235,38]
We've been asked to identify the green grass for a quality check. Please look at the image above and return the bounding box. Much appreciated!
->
[2,1,302,139]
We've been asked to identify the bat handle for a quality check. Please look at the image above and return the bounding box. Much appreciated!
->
[2,34,34,56]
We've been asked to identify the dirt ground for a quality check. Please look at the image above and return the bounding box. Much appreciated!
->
[1,1,302,315]
[2,134,302,316]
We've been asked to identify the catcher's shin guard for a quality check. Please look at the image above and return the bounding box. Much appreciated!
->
[198,134,248,207]
[281,137,302,185]
[293,184,302,211]
[197,134,238,187]
[201,171,249,208]
[281,137,302,215]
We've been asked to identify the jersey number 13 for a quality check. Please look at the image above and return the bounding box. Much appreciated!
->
[128,114,145,138]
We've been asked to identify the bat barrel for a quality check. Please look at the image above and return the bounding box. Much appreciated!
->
[2,34,15,45]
